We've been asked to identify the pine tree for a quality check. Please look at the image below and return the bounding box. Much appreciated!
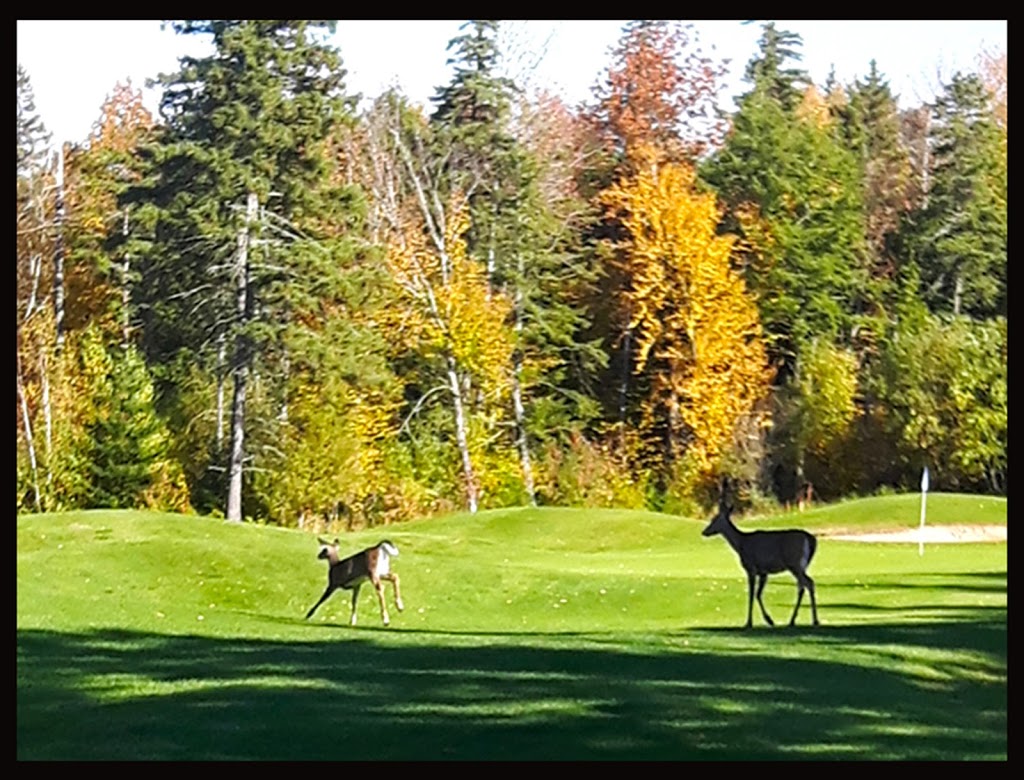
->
[741,22,809,113]
[17,64,52,177]
[428,20,603,506]
[905,72,1006,317]
[701,23,873,499]
[838,61,914,284]
[79,329,189,510]
[701,25,870,379]
[130,20,363,521]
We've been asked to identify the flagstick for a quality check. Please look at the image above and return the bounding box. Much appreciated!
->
[919,466,929,557]
[919,488,927,556]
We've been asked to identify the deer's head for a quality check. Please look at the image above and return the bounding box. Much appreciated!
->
[317,537,340,562]
[702,479,734,537]
[702,501,734,537]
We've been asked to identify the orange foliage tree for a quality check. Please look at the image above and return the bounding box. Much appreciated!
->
[63,80,155,343]
[589,20,729,163]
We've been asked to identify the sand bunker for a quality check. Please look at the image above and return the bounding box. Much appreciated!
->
[824,525,1006,543]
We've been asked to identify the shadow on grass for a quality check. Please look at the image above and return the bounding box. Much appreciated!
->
[17,614,1006,761]
[829,572,1007,596]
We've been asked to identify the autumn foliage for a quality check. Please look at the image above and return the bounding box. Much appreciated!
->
[590,20,728,162]
[603,144,774,477]
[16,22,1006,524]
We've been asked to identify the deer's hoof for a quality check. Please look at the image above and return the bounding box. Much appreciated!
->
[397,601,405,612]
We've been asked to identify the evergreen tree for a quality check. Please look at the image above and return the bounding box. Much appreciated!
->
[904,72,1006,317]
[129,20,365,521]
[17,64,52,177]
[839,61,914,283]
[431,20,517,280]
[741,22,809,113]
[701,23,872,499]
[80,330,189,510]
[701,25,871,379]
[427,20,603,506]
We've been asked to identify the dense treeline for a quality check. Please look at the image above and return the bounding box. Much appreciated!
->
[16,21,1006,527]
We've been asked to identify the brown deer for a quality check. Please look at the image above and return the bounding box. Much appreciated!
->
[702,483,819,629]
[305,539,404,626]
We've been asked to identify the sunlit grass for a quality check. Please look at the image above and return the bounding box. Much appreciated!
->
[17,495,1006,760]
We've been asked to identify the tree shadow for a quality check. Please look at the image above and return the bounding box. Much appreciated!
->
[17,617,1006,761]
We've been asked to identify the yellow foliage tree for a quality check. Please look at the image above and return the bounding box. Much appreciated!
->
[384,194,515,511]
[603,144,774,479]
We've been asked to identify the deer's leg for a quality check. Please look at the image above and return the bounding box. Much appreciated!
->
[306,585,336,620]
[350,583,362,626]
[755,573,775,626]
[789,581,805,626]
[744,572,756,629]
[382,572,403,612]
[789,572,819,626]
[371,576,390,626]
[804,573,819,626]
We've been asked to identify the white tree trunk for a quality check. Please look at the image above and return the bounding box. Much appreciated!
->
[121,208,131,349]
[511,253,536,506]
[52,145,66,355]
[511,350,537,506]
[447,356,479,514]
[216,331,226,450]
[16,345,42,513]
[226,192,258,523]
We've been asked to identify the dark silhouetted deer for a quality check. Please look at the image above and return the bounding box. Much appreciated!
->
[702,483,819,629]
[305,538,404,626]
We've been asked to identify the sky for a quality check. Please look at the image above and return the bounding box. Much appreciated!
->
[17,20,1007,150]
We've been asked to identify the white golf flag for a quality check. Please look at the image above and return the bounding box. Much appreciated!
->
[919,466,929,556]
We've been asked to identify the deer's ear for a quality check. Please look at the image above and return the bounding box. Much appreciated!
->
[333,538,340,546]
[317,537,327,545]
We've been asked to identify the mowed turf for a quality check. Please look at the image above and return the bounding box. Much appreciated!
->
[17,494,1006,760]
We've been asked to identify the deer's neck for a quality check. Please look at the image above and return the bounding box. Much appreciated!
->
[719,518,749,553]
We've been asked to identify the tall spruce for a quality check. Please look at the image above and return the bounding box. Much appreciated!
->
[701,23,872,499]
[742,22,808,113]
[903,72,1006,318]
[17,64,52,177]
[129,21,359,521]
[838,61,914,284]
[701,23,870,378]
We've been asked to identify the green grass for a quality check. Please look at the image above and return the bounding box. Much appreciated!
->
[17,494,1006,760]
